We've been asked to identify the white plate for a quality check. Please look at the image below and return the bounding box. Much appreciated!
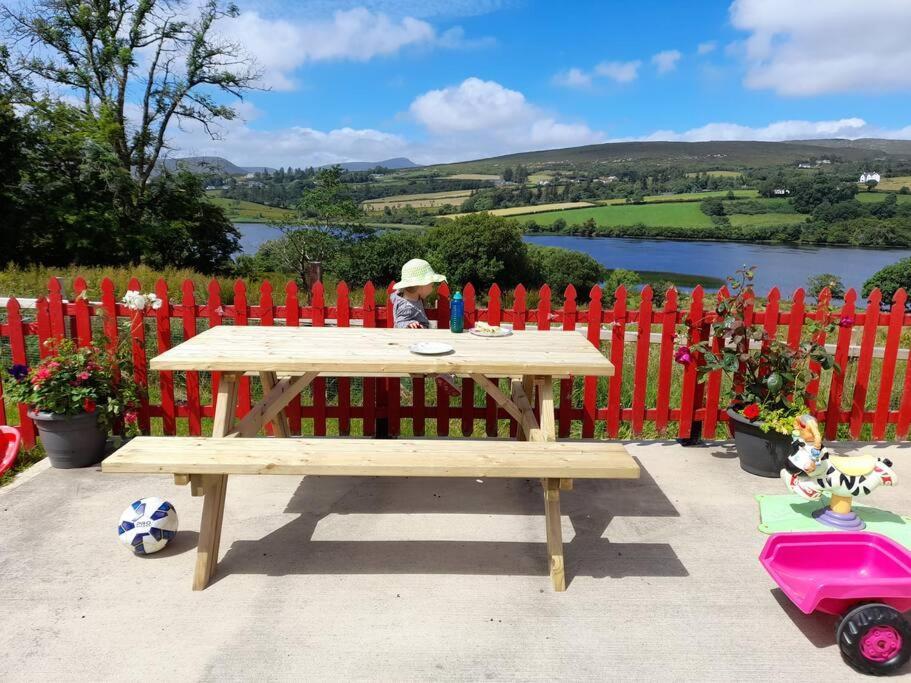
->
[409,342,455,355]
[470,326,513,338]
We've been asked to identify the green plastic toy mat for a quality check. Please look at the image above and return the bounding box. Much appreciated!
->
[757,494,911,548]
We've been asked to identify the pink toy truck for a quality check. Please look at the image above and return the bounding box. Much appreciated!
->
[761,532,911,675]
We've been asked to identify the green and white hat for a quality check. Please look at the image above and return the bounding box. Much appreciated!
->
[393,259,447,291]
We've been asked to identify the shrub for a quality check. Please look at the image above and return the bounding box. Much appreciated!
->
[863,256,911,301]
[806,273,846,301]
[424,213,529,290]
[333,230,425,287]
[700,197,725,216]
[526,245,605,301]
[603,269,640,306]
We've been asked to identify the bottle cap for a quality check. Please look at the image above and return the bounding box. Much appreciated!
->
[453,292,463,300]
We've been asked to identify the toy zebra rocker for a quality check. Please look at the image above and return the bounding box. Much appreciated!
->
[781,415,898,531]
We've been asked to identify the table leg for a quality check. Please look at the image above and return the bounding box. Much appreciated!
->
[544,478,566,592]
[258,372,291,437]
[193,373,238,590]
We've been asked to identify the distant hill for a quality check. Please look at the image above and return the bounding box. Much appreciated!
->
[791,138,911,156]
[161,156,275,175]
[428,140,910,174]
[321,157,420,171]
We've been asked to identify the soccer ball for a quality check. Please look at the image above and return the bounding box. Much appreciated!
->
[118,497,178,554]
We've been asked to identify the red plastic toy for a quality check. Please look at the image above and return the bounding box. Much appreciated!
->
[0,426,21,477]
[761,532,911,675]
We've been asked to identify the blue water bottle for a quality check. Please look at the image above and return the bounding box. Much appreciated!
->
[450,291,464,333]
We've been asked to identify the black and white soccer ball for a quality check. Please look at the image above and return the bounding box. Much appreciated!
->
[117,497,178,554]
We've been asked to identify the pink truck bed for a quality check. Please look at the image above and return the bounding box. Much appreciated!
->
[760,532,911,616]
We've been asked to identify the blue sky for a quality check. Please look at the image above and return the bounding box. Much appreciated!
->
[169,0,911,167]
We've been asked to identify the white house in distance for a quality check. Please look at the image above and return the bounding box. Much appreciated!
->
[859,172,881,183]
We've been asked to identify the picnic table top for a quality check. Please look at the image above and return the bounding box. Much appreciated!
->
[149,325,614,376]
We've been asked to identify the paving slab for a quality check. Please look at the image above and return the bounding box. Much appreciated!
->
[1,440,909,681]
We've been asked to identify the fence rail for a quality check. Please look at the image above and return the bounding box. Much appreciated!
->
[2,276,911,448]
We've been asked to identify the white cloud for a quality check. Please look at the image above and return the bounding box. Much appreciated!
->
[697,41,716,55]
[167,104,409,168]
[594,60,641,83]
[168,78,602,166]
[730,0,911,95]
[551,68,593,89]
[651,49,682,74]
[408,78,602,158]
[220,8,486,90]
[636,117,883,142]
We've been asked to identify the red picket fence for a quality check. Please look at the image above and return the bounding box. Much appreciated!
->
[2,276,911,448]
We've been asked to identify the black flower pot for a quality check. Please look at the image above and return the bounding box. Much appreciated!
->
[28,410,107,469]
[726,408,792,478]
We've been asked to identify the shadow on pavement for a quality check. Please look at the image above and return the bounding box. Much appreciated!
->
[214,459,687,586]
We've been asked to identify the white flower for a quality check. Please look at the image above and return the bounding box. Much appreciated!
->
[122,290,163,311]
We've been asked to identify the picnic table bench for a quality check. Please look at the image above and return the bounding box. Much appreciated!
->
[102,326,639,592]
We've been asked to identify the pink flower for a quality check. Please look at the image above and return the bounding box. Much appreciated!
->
[838,315,854,328]
[77,371,90,381]
[34,368,51,381]
[47,361,61,370]
[674,347,692,365]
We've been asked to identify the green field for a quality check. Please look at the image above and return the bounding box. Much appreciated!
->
[685,170,743,178]
[207,196,294,222]
[597,189,759,206]
[856,191,911,203]
[728,212,806,227]
[525,201,716,227]
[867,176,911,192]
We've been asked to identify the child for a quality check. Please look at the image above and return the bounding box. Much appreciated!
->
[391,259,460,398]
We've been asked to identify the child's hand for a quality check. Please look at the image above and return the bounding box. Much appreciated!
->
[407,322,422,329]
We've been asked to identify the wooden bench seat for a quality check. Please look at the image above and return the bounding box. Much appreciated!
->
[103,437,639,592]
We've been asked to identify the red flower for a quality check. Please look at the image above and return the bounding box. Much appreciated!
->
[124,411,138,425]
[838,315,854,328]
[674,347,693,365]
[83,398,97,413]
[742,403,761,421]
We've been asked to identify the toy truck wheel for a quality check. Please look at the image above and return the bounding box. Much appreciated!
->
[836,603,911,675]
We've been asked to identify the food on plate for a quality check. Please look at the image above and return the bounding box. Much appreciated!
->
[473,321,502,336]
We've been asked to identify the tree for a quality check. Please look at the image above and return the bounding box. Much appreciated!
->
[603,269,640,306]
[863,257,911,301]
[502,166,514,183]
[269,165,367,287]
[700,197,725,216]
[141,170,240,272]
[806,273,846,301]
[866,179,879,192]
[295,166,362,224]
[0,0,259,235]
[526,245,604,301]
[0,96,28,264]
[514,165,529,184]
[424,213,529,289]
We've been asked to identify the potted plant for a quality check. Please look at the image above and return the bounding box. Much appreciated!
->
[685,268,840,477]
[5,338,141,469]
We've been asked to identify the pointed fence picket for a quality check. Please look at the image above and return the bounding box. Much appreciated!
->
[3,277,911,449]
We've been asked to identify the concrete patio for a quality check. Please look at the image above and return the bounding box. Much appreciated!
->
[1,441,909,681]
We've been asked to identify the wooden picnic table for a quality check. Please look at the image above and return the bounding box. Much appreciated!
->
[116,324,625,591]
[150,325,615,443]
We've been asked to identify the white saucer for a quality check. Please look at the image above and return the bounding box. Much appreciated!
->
[409,342,455,355]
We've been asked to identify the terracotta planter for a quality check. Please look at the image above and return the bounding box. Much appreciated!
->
[726,408,792,478]
[28,410,107,469]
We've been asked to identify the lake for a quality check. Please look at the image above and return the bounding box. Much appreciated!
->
[527,236,911,294]
[235,223,910,295]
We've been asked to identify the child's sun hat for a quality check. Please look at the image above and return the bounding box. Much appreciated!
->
[392,259,446,291]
